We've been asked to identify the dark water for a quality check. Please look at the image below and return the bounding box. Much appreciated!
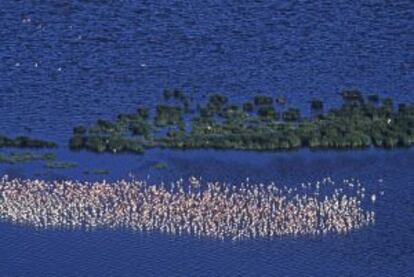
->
[1,0,413,143]
[0,0,413,276]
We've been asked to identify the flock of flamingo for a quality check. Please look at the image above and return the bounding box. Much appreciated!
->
[0,176,379,240]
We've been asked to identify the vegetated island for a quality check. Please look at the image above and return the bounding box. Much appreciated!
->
[69,89,414,154]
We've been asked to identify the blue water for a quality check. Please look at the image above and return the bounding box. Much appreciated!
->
[0,0,413,276]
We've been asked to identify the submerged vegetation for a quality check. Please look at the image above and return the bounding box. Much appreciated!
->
[153,162,168,170]
[0,152,56,164]
[0,136,57,148]
[68,89,414,154]
[83,169,110,175]
[45,161,78,169]
[0,152,79,171]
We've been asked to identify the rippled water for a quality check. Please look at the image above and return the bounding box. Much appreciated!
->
[0,0,413,276]
[1,149,414,276]
[1,0,413,143]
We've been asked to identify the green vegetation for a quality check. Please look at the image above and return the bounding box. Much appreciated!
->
[45,161,78,169]
[163,89,186,101]
[155,105,182,127]
[0,136,57,148]
[73,125,87,135]
[242,102,254,112]
[368,94,379,103]
[276,96,286,105]
[257,106,279,121]
[209,94,228,106]
[69,90,414,154]
[0,152,56,164]
[341,89,364,103]
[282,108,301,122]
[153,162,168,169]
[83,169,110,175]
[254,95,273,105]
[311,99,323,110]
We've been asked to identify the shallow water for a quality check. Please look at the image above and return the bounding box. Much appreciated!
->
[0,0,413,276]
[1,148,413,276]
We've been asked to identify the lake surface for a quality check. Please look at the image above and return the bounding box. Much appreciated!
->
[0,0,413,276]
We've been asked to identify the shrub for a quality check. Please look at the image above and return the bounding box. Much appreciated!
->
[341,89,363,102]
[107,136,126,152]
[85,136,107,152]
[73,125,87,135]
[368,94,379,102]
[124,140,145,154]
[311,99,323,110]
[275,96,286,105]
[173,89,185,100]
[163,89,173,100]
[254,95,273,105]
[283,108,301,122]
[96,119,116,132]
[155,105,182,126]
[69,135,84,149]
[243,102,254,112]
[257,106,278,121]
[137,107,150,119]
[130,121,151,136]
[208,94,228,107]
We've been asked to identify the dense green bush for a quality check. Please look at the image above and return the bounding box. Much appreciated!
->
[254,95,273,105]
[209,94,228,107]
[311,99,323,110]
[368,94,379,103]
[137,107,150,119]
[341,89,363,102]
[130,120,151,136]
[257,106,278,121]
[73,125,87,135]
[283,108,301,122]
[84,136,107,152]
[243,102,254,112]
[69,135,84,149]
[154,105,182,126]
[69,90,414,154]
